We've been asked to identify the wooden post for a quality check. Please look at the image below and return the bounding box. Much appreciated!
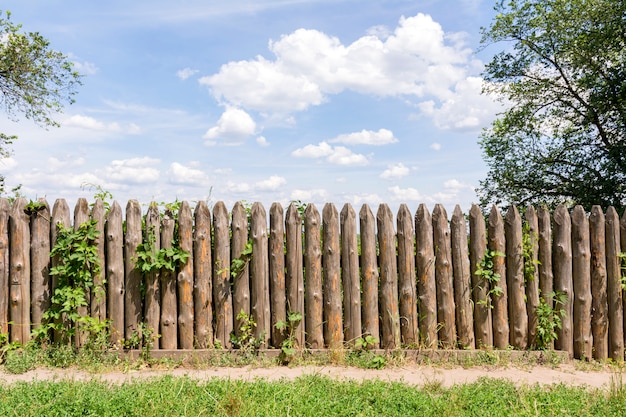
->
[124,200,142,339]
[213,201,233,348]
[285,203,305,347]
[177,201,194,349]
[524,207,540,348]
[415,204,437,348]
[106,201,124,345]
[269,202,286,347]
[341,204,361,345]
[250,202,270,346]
[160,209,177,349]
[553,205,573,356]
[9,198,30,343]
[30,199,50,330]
[619,209,626,348]
[488,205,509,349]
[538,206,554,349]
[73,198,90,347]
[451,205,475,349]
[304,204,323,348]
[51,199,70,343]
[571,205,592,360]
[194,201,213,348]
[231,201,250,337]
[0,199,9,335]
[606,207,624,360]
[360,204,380,348]
[91,199,106,322]
[469,204,492,348]
[323,203,343,349]
[397,204,418,346]
[432,204,456,348]
[144,203,161,345]
[505,205,528,349]
[589,205,608,360]
[377,204,401,349]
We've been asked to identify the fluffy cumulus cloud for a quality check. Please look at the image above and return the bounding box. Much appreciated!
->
[199,13,493,129]
[380,162,409,180]
[255,175,287,191]
[256,136,270,147]
[176,67,199,80]
[102,157,160,183]
[63,114,141,134]
[291,141,369,166]
[168,162,210,186]
[203,107,256,145]
[388,185,422,201]
[328,129,398,146]
[290,188,329,202]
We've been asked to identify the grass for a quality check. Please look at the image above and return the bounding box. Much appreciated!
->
[0,375,624,416]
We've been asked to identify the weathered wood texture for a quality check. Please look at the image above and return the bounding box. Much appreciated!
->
[0,199,9,335]
[524,206,540,348]
[177,201,194,349]
[553,205,573,356]
[537,206,554,349]
[451,205,475,349]
[505,206,528,349]
[250,202,270,347]
[415,204,436,348]
[488,205,509,349]
[193,201,212,348]
[469,204,492,348]
[606,207,624,360]
[50,199,70,344]
[571,206,592,360]
[378,204,401,349]
[9,198,30,343]
[341,204,361,345]
[231,201,249,337]
[91,199,106,323]
[124,200,142,340]
[106,201,124,344]
[432,204,456,348]
[397,204,418,346]
[269,203,286,347]
[30,199,50,330]
[360,205,380,348]
[285,203,305,347]
[589,206,608,360]
[323,203,343,349]
[160,209,177,349]
[144,203,161,345]
[304,204,323,348]
[212,202,232,348]
[74,198,91,347]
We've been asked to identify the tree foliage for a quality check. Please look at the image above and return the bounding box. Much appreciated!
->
[478,0,626,210]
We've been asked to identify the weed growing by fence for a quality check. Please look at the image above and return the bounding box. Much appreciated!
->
[535,291,568,350]
[275,311,303,364]
[474,250,505,309]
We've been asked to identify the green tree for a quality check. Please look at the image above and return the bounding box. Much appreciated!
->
[478,0,626,210]
[0,10,81,190]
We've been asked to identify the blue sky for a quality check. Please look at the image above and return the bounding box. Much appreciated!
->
[1,0,502,213]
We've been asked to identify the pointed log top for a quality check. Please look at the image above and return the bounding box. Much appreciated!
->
[322,202,338,218]
[415,203,431,219]
[304,202,318,215]
[108,200,121,215]
[571,205,586,220]
[452,204,464,218]
[504,205,520,222]
[270,202,283,215]
[553,205,571,224]
[340,203,355,221]
[469,204,482,217]
[213,200,227,214]
[251,201,266,217]
[606,206,618,219]
[376,203,393,221]
[432,203,447,219]
[126,199,141,213]
[194,200,210,216]
[359,204,373,219]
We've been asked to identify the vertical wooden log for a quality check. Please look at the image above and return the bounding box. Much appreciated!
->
[304,204,323,348]
[538,206,554,350]
[589,206,608,360]
[606,207,624,360]
[572,206,593,359]
[620,209,626,349]
[73,198,90,347]
[9,198,30,343]
[177,201,194,349]
[91,199,106,322]
[51,199,71,344]
[106,201,124,344]
[0,199,9,336]
[231,201,250,337]
[488,205,509,349]
[432,204,456,348]
[269,203,286,347]
[377,204,401,349]
[553,205,573,356]
[571,205,592,359]
[360,204,380,348]
[193,201,213,348]
[524,207,540,349]
[341,204,361,345]
[505,205,528,349]
[144,203,161,345]
[124,200,142,339]
[250,202,270,346]
[397,204,418,346]
[322,203,343,349]
[415,204,437,348]
[30,198,50,330]
[469,204,492,348]
[160,209,177,349]
[213,202,232,348]
[285,203,305,347]
[451,205,475,349]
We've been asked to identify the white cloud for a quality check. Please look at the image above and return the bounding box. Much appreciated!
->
[63,114,141,134]
[0,157,17,171]
[328,129,398,146]
[226,181,251,193]
[70,55,98,75]
[380,163,409,180]
[176,67,199,80]
[290,188,329,202]
[443,178,474,192]
[430,142,442,151]
[291,141,369,166]
[255,175,287,191]
[169,162,210,186]
[203,107,256,145]
[48,156,85,170]
[102,157,160,183]
[256,136,270,147]
[388,185,422,201]
[199,12,489,129]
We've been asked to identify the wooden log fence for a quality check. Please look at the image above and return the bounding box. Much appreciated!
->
[3,197,626,359]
